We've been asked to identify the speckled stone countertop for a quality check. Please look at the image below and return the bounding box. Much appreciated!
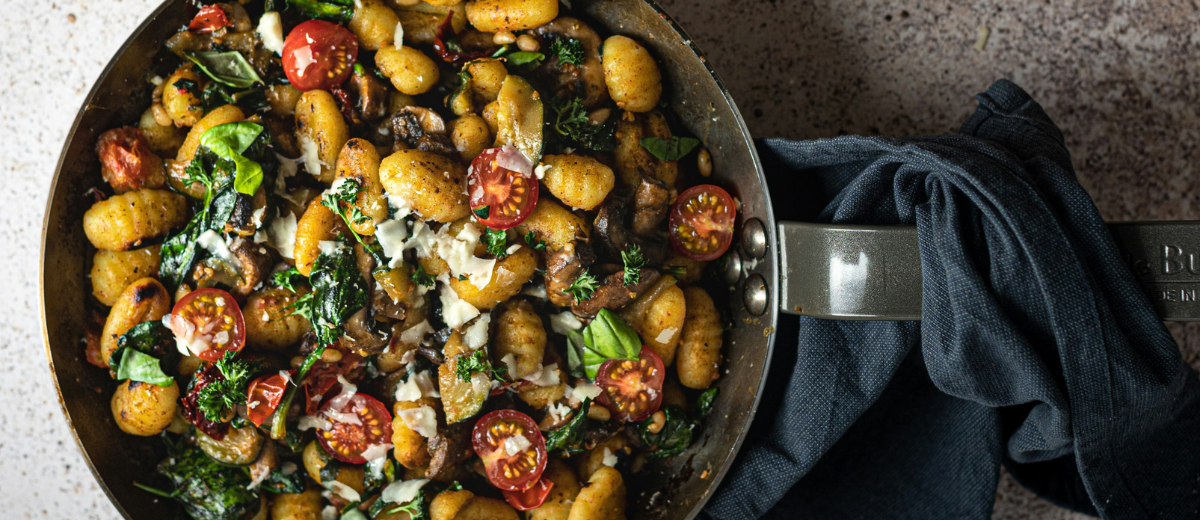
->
[4,0,1195,517]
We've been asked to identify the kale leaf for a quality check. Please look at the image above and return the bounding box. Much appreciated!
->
[157,440,260,520]
[202,82,269,114]
[159,181,238,291]
[321,179,387,268]
[271,266,307,293]
[379,488,431,520]
[259,468,306,494]
[308,242,370,346]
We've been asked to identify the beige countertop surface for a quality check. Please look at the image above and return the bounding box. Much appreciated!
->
[6,0,1196,517]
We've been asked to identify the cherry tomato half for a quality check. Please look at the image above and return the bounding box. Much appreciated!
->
[468,147,539,230]
[188,5,230,33]
[596,348,666,422]
[317,393,394,464]
[246,372,289,427]
[472,410,548,491]
[668,184,737,262]
[282,20,358,92]
[166,288,245,362]
[502,477,554,511]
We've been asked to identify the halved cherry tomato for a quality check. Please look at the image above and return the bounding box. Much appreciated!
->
[316,393,394,464]
[181,364,229,440]
[165,288,245,362]
[472,410,548,491]
[595,348,665,422]
[246,372,290,427]
[668,184,737,262]
[282,20,358,92]
[302,347,365,415]
[468,146,538,229]
[188,5,230,33]
[502,478,555,511]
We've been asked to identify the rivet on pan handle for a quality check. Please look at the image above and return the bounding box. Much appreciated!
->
[778,221,1200,321]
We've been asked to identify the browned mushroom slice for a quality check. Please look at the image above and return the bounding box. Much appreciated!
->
[532,17,609,108]
[546,245,586,308]
[631,176,676,236]
[593,193,670,265]
[348,70,390,122]
[570,268,661,318]
[229,237,276,297]
[391,106,456,157]
[426,422,475,480]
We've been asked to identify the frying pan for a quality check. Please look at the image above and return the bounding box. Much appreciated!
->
[38,0,1197,519]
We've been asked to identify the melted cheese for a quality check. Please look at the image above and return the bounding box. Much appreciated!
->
[439,278,479,329]
[268,211,297,259]
[298,133,322,176]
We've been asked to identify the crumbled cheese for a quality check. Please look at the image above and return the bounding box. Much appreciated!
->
[381,479,430,506]
[297,415,333,431]
[534,163,551,180]
[524,364,561,387]
[504,434,532,456]
[500,353,519,379]
[328,375,358,409]
[257,12,285,55]
[246,465,272,490]
[404,222,496,290]
[252,206,267,228]
[395,370,440,401]
[325,409,362,425]
[463,314,491,349]
[326,479,361,502]
[318,240,344,256]
[268,211,298,259]
[387,193,414,219]
[399,320,434,345]
[505,243,523,256]
[398,405,438,438]
[298,133,322,176]
[550,311,583,335]
[281,461,297,475]
[394,21,405,48]
[360,442,393,462]
[278,370,293,386]
[522,283,548,299]
[655,327,679,344]
[162,314,198,357]
[439,278,480,329]
[196,230,243,270]
[376,219,409,266]
[149,75,163,86]
[602,448,618,467]
[321,505,338,520]
[568,381,603,405]
[548,402,573,423]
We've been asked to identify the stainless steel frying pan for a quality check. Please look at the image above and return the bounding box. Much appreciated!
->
[39,0,1196,518]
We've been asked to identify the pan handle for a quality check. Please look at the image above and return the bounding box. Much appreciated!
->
[776,221,1200,321]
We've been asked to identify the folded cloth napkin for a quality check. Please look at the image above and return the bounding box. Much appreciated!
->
[699,80,1200,519]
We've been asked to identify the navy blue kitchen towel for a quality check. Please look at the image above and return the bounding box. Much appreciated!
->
[700,79,1200,519]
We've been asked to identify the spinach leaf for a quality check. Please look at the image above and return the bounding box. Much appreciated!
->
[287,0,355,23]
[321,179,388,268]
[202,82,269,114]
[309,242,370,346]
[112,349,175,387]
[639,405,693,459]
[259,468,306,494]
[319,458,343,484]
[544,398,591,455]
[694,387,718,418]
[183,50,264,89]
[200,122,265,196]
[639,136,701,161]
[116,321,175,356]
[579,309,642,378]
[157,441,260,520]
[158,183,239,291]
[271,266,307,293]
[549,38,584,66]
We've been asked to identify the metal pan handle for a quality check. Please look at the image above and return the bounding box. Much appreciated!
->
[777,221,1200,321]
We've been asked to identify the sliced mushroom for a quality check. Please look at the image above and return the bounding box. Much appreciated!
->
[229,237,276,297]
[391,107,456,156]
[571,268,661,318]
[348,71,390,122]
[546,244,586,308]
[631,176,676,236]
[532,17,608,108]
[593,193,670,265]
[426,422,474,479]
[342,307,391,355]
[225,188,268,237]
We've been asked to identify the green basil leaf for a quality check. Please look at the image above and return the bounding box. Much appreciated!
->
[183,50,264,89]
[505,51,545,67]
[694,387,718,418]
[580,309,641,379]
[114,348,175,387]
[200,122,265,196]
[117,321,175,356]
[566,329,587,379]
[639,136,701,161]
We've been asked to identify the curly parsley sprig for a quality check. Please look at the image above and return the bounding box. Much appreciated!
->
[621,245,646,286]
[566,269,599,303]
[455,350,507,382]
[549,38,584,66]
[483,227,508,258]
[196,351,257,422]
